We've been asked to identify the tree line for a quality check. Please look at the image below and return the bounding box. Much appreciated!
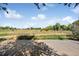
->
[0,23,72,31]
[0,26,17,31]
[25,23,72,31]
[41,23,72,31]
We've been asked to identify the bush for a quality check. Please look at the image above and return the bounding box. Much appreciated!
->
[72,20,79,40]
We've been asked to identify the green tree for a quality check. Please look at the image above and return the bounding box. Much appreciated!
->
[53,23,61,31]
[61,25,67,30]
[45,25,53,30]
[72,20,79,40]
[67,24,72,31]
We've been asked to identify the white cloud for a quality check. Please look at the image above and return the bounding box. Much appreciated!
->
[15,16,76,28]
[32,17,36,20]
[4,9,23,19]
[62,16,75,23]
[72,6,79,14]
[32,14,46,20]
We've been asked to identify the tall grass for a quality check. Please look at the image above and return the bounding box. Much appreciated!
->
[0,30,72,40]
[34,35,72,40]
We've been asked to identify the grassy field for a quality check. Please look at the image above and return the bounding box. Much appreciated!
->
[34,35,72,40]
[0,29,72,40]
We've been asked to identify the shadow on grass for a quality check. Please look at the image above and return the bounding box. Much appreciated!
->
[0,35,59,56]
[17,35,34,40]
[57,36,63,40]
[0,38,7,42]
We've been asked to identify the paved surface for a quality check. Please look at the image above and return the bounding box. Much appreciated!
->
[35,40,79,56]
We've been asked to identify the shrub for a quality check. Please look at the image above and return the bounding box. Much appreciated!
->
[72,20,79,40]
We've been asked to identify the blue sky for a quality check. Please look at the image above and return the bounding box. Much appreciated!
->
[0,3,79,28]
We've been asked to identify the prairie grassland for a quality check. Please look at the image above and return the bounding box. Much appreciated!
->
[0,29,72,36]
[0,29,72,40]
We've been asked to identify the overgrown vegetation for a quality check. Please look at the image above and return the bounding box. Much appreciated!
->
[72,20,79,40]
[34,35,72,40]
[0,23,72,40]
[41,23,72,31]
